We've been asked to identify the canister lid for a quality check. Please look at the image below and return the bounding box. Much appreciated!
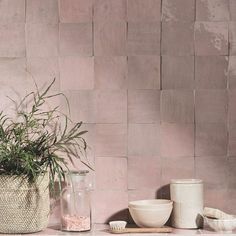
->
[170,179,203,184]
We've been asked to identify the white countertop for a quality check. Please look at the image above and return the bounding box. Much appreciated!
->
[9,224,236,236]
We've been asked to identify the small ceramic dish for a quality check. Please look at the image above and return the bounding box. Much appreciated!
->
[204,216,236,233]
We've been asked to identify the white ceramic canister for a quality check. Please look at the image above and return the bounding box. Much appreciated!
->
[170,179,203,229]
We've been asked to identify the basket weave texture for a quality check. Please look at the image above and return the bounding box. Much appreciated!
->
[0,173,50,233]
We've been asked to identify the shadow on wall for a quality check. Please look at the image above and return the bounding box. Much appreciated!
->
[106,209,130,223]
[105,185,170,224]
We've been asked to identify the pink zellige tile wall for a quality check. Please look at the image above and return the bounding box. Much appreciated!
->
[0,0,236,224]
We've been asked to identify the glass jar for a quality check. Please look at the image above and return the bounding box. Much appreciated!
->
[60,170,91,232]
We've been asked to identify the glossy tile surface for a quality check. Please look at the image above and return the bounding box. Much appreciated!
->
[195,56,228,89]
[194,22,228,55]
[162,0,195,22]
[162,22,194,55]
[127,22,161,55]
[196,0,230,21]
[1,0,236,226]
[59,23,93,56]
[59,0,93,23]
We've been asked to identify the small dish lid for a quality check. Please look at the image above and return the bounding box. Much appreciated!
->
[171,179,203,184]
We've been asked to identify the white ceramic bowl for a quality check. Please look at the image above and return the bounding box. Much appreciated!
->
[129,204,173,228]
[129,199,173,210]
[204,217,236,233]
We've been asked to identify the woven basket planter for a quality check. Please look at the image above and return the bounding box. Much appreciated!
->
[0,173,50,234]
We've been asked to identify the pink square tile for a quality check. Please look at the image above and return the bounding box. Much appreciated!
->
[26,24,58,57]
[95,157,127,190]
[128,189,158,202]
[77,123,95,166]
[162,56,194,89]
[63,122,95,171]
[0,87,28,118]
[32,94,61,122]
[60,56,94,90]
[230,0,236,20]
[64,123,95,173]
[128,156,161,189]
[195,123,228,156]
[59,0,93,23]
[0,23,25,57]
[94,0,126,22]
[128,90,160,123]
[161,156,194,185]
[162,0,195,22]
[228,123,236,156]
[128,124,160,156]
[196,156,228,188]
[195,56,228,89]
[94,56,127,89]
[194,22,228,55]
[95,90,127,123]
[160,123,194,157]
[0,0,25,23]
[128,56,160,89]
[92,190,128,223]
[127,22,160,55]
[26,0,58,23]
[94,21,126,56]
[229,90,236,123]
[196,0,230,21]
[162,22,194,55]
[204,187,228,211]
[229,22,236,55]
[59,23,93,56]
[60,91,79,118]
[76,92,96,124]
[95,124,127,157]
[161,90,194,123]
[226,189,236,214]
[228,158,236,188]
[0,58,27,91]
[26,57,59,90]
[229,56,236,88]
[127,0,161,22]
[195,90,227,123]
[60,90,96,123]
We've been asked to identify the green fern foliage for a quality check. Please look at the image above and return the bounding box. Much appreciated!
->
[0,79,93,191]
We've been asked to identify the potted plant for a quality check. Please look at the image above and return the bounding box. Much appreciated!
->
[0,79,92,233]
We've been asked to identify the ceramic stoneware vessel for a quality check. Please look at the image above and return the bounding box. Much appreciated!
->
[170,179,203,229]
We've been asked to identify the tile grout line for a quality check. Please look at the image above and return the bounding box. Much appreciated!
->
[24,0,27,68]
[126,0,129,207]
[159,0,163,197]
[92,0,95,57]
[226,19,230,162]
[193,0,197,179]
[226,15,230,202]
[57,0,61,93]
